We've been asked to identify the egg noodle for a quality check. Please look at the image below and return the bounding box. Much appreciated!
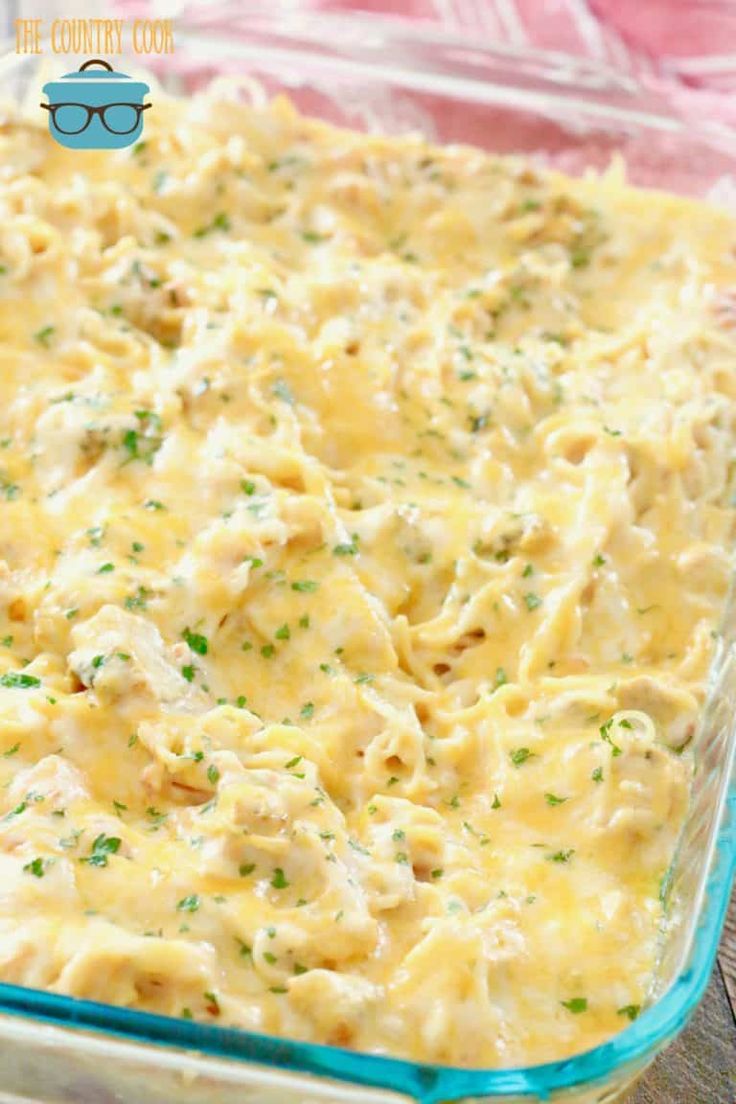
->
[0,83,734,1068]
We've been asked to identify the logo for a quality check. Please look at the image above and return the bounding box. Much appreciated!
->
[40,58,150,150]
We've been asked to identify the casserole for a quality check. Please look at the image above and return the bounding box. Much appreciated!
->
[0,10,734,1102]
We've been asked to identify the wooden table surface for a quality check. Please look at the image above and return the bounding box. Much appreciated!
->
[628,890,736,1103]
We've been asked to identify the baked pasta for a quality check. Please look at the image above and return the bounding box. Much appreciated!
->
[0,82,734,1068]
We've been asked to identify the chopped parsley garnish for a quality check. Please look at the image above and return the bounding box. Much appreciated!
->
[0,673,40,689]
[599,718,622,756]
[176,894,200,912]
[570,247,590,269]
[300,702,314,719]
[561,997,588,1013]
[82,833,121,868]
[510,747,534,766]
[124,586,151,611]
[617,1004,641,1021]
[207,764,220,785]
[121,419,162,466]
[181,665,195,683]
[591,766,604,783]
[333,537,358,556]
[271,867,289,889]
[4,801,27,821]
[274,623,290,641]
[183,628,208,656]
[524,592,542,611]
[193,212,231,237]
[34,325,55,347]
[23,857,45,877]
[291,580,318,592]
[544,793,568,806]
[547,849,575,864]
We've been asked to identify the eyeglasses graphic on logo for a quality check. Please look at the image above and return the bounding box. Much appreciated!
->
[41,59,151,150]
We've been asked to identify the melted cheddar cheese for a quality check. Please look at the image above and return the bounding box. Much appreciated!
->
[0,84,734,1069]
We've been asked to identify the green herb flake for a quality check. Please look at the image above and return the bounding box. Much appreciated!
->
[561,997,588,1013]
[544,793,568,806]
[547,849,575,864]
[23,857,45,877]
[271,867,289,889]
[82,833,121,868]
[0,673,40,690]
[333,538,358,556]
[599,718,622,757]
[34,325,55,347]
[4,801,27,821]
[183,628,208,656]
[176,894,200,912]
[510,747,535,767]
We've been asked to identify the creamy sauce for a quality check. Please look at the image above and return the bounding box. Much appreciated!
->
[0,87,734,1067]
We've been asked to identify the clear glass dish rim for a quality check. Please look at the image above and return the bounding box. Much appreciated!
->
[0,13,734,1100]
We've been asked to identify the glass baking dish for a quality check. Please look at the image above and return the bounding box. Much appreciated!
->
[0,9,734,1102]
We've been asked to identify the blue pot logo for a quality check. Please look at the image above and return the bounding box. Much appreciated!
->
[41,59,151,150]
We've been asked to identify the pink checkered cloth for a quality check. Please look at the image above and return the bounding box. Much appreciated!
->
[332,0,736,89]
[114,0,736,102]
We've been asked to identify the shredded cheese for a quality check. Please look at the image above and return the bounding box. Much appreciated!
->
[0,87,733,1068]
